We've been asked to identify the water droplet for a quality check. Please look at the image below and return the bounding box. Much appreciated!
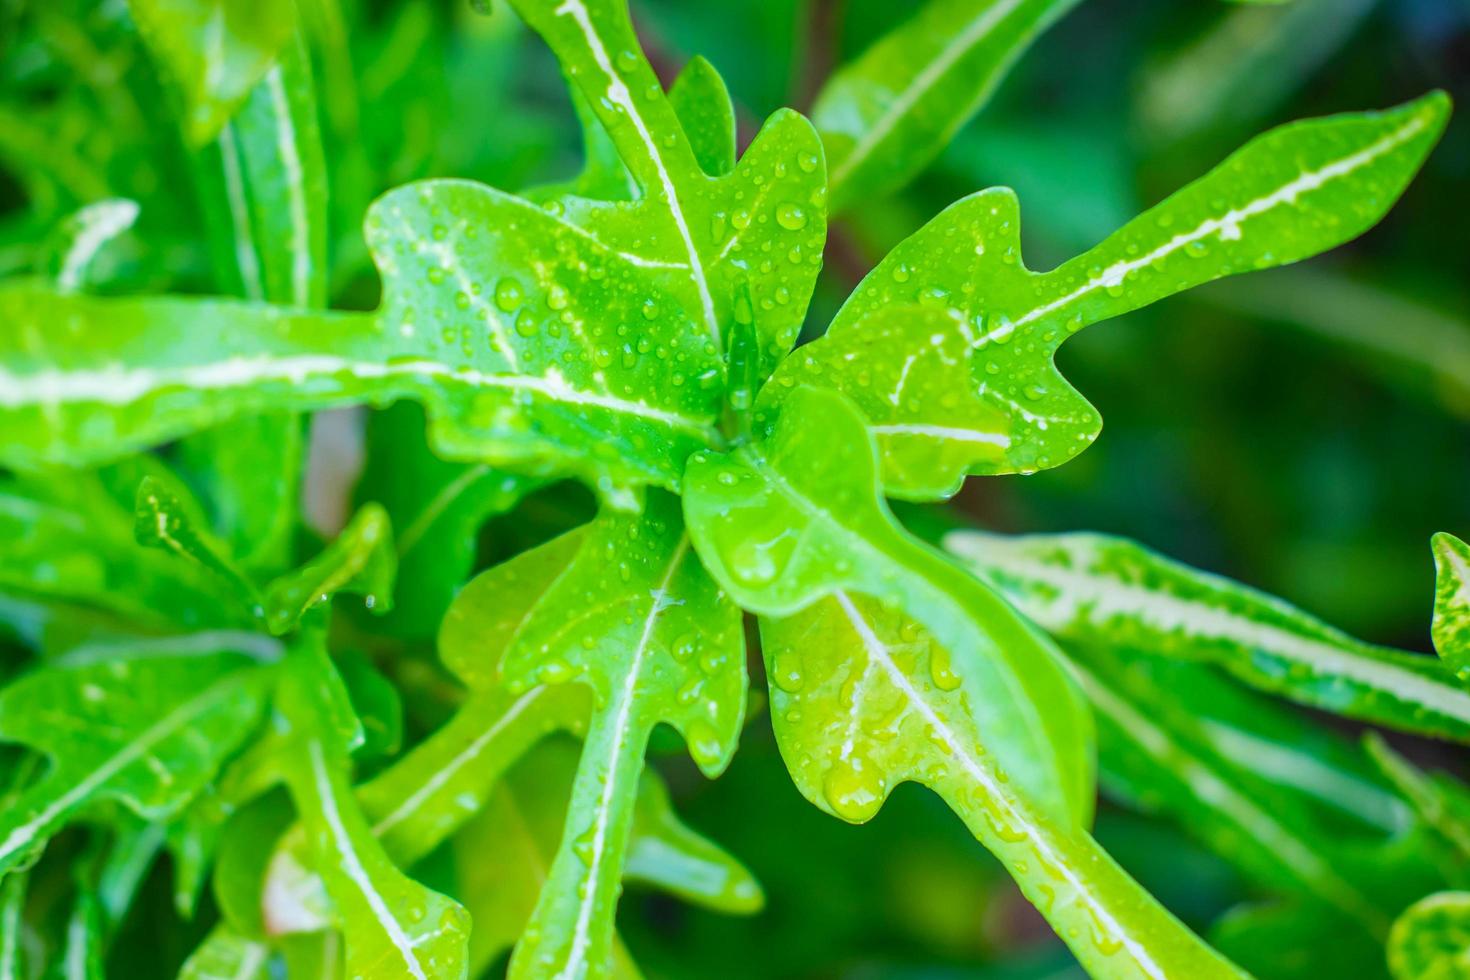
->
[822,759,884,822]
[775,203,808,230]
[494,278,523,312]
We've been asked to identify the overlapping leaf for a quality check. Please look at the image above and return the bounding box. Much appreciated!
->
[948,528,1470,741]
[1433,533,1470,677]
[684,387,1247,977]
[760,94,1450,500]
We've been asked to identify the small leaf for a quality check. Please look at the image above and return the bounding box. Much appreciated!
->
[948,529,1470,741]
[135,475,261,610]
[763,94,1451,499]
[684,386,1092,824]
[815,0,1083,211]
[127,0,297,145]
[1388,891,1470,980]
[262,504,396,635]
[668,57,737,179]
[0,871,26,979]
[0,649,268,875]
[1433,533,1470,672]
[273,633,470,980]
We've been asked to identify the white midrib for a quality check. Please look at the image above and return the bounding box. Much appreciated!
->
[833,591,1170,979]
[265,65,313,307]
[217,123,264,301]
[1011,109,1432,332]
[57,200,139,294]
[1075,661,1387,932]
[554,0,721,347]
[869,422,1010,447]
[395,464,492,559]
[0,355,717,440]
[307,740,429,980]
[830,0,1029,189]
[960,547,1470,720]
[369,688,547,840]
[0,676,243,868]
[559,537,690,980]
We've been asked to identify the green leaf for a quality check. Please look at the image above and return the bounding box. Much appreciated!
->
[757,596,1239,979]
[499,491,747,980]
[262,503,396,635]
[58,880,105,980]
[39,198,140,293]
[356,402,541,637]
[1213,902,1392,980]
[1,467,248,631]
[762,94,1450,500]
[0,648,269,876]
[814,0,1082,212]
[0,872,26,980]
[134,474,261,612]
[273,633,470,979]
[1366,734,1470,862]
[507,0,828,377]
[948,529,1470,741]
[1389,892,1470,980]
[684,386,1091,824]
[458,739,757,977]
[179,925,272,980]
[1433,533,1470,672]
[685,388,1243,976]
[127,0,296,145]
[1066,642,1402,935]
[668,57,737,179]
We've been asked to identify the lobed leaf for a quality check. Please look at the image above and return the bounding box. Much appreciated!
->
[948,528,1470,741]
[761,94,1450,500]
[508,0,829,378]
[134,474,261,611]
[0,648,269,876]
[685,386,1091,823]
[497,491,746,980]
[815,0,1083,212]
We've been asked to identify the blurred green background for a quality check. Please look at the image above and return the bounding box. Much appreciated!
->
[2,0,1468,975]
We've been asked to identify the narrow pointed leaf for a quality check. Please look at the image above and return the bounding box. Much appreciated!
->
[1366,734,1470,862]
[0,650,268,875]
[815,0,1083,212]
[273,636,470,980]
[126,0,296,145]
[668,57,737,179]
[508,0,829,376]
[0,872,26,980]
[501,491,746,980]
[762,94,1450,499]
[262,503,395,634]
[684,386,1092,824]
[135,475,261,609]
[948,529,1470,741]
[1067,643,1401,935]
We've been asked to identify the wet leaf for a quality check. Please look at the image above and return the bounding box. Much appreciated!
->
[762,94,1451,499]
[949,529,1470,741]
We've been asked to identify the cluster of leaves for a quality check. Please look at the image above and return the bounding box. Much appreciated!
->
[0,0,1465,977]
